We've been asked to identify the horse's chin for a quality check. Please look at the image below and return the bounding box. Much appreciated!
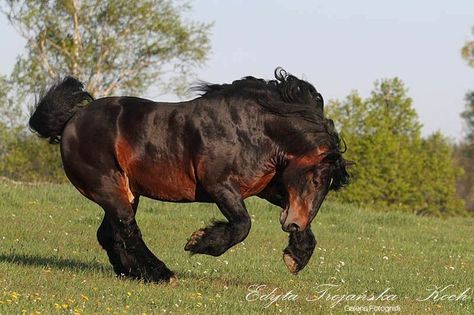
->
[279,208,288,226]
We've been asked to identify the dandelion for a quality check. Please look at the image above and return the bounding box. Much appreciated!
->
[10,291,19,300]
[383,256,388,260]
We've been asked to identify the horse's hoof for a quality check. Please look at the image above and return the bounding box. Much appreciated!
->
[169,275,179,287]
[184,229,205,252]
[283,253,300,275]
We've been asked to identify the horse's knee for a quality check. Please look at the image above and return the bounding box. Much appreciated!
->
[233,218,251,243]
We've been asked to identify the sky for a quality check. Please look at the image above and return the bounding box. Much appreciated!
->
[1,0,473,140]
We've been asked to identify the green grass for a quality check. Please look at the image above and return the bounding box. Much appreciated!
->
[0,180,473,314]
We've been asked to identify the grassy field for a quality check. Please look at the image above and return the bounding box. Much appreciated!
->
[0,179,473,314]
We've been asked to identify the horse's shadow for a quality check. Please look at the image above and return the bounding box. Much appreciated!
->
[0,252,261,287]
[0,252,108,273]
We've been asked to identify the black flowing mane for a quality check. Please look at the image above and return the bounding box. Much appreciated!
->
[194,67,350,190]
[196,67,322,105]
[193,67,324,122]
[194,68,341,149]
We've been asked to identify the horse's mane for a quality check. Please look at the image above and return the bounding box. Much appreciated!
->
[193,67,324,119]
[194,67,351,189]
[194,68,340,147]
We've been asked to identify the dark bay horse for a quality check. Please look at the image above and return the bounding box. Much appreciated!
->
[29,68,350,283]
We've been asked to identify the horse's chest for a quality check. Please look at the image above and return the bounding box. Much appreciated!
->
[240,171,276,198]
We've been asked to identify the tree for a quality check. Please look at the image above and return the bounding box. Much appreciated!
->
[455,28,474,212]
[0,75,12,166]
[419,132,465,216]
[461,91,474,144]
[0,74,23,128]
[326,78,465,216]
[0,0,211,182]
[2,0,211,98]
[455,92,474,212]
[462,27,474,67]
[0,74,64,181]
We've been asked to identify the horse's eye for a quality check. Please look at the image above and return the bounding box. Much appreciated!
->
[312,177,320,186]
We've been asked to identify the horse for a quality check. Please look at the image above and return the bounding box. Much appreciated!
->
[29,68,350,284]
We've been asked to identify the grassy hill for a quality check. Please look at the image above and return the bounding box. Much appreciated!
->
[0,180,473,314]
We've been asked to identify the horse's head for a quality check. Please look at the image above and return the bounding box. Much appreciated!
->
[279,147,351,232]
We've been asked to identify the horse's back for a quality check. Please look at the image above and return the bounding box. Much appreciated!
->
[60,95,274,203]
[60,96,202,202]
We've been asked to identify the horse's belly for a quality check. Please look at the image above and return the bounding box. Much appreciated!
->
[115,138,197,202]
[128,162,197,201]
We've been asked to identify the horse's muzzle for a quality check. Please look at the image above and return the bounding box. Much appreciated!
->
[282,222,301,232]
[280,208,306,232]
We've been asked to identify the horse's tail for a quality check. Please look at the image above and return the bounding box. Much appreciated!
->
[29,77,94,144]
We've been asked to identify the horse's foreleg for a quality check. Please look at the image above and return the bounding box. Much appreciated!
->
[282,226,317,274]
[185,184,251,256]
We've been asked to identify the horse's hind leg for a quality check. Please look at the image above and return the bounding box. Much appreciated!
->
[97,214,128,276]
[98,191,175,283]
[67,165,174,283]
[97,198,140,277]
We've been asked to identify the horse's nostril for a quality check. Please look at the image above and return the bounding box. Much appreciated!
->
[289,223,300,232]
[284,223,300,232]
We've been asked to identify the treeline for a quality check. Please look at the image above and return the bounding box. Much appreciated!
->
[326,78,471,217]
[0,0,211,181]
[0,1,473,217]
[1,76,473,216]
